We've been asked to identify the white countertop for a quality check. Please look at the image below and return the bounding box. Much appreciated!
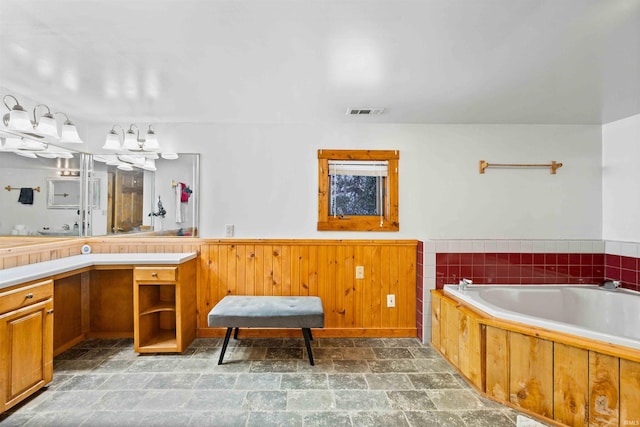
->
[0,253,198,290]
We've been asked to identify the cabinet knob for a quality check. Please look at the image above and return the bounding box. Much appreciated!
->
[47,309,54,315]
[25,293,34,299]
[151,272,158,277]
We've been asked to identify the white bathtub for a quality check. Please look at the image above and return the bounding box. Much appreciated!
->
[443,284,640,350]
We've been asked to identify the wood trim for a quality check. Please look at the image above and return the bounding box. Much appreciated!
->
[437,290,640,363]
[318,149,400,160]
[317,150,400,232]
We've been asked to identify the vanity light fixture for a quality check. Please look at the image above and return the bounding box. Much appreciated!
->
[2,95,31,132]
[55,112,83,143]
[32,104,59,139]
[2,94,84,144]
[104,124,160,152]
[103,125,124,150]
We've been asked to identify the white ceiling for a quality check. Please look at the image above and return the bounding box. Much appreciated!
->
[1,0,639,125]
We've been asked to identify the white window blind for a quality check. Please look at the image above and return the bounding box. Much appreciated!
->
[328,160,388,177]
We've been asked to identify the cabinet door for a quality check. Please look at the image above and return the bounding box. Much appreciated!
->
[0,299,53,412]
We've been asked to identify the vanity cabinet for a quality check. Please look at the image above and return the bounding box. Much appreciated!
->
[133,259,196,353]
[0,280,54,412]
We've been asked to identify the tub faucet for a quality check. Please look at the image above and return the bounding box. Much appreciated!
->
[602,280,620,290]
[459,278,473,291]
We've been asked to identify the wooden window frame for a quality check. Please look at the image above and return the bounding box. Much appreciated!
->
[317,149,399,231]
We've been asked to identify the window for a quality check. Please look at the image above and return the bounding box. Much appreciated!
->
[317,149,399,231]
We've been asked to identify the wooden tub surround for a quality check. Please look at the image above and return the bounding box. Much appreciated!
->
[431,290,640,427]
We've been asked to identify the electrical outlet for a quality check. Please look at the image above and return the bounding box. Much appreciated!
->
[225,224,234,237]
[355,266,364,279]
[387,294,395,308]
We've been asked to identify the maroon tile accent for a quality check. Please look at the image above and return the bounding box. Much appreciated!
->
[621,256,636,270]
[434,251,607,290]
[605,254,620,267]
[416,241,424,342]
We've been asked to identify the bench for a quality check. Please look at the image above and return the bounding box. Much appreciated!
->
[207,296,324,365]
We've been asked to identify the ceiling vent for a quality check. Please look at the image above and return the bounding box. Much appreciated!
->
[346,108,385,115]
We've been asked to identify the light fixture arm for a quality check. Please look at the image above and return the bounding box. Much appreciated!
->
[3,94,23,112]
[33,104,53,123]
[128,124,140,138]
[53,111,74,125]
[109,124,125,138]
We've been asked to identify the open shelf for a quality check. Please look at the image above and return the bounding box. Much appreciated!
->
[133,261,196,354]
[137,329,178,351]
[140,302,175,316]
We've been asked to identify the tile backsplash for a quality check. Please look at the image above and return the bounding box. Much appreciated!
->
[423,239,640,293]
[419,239,640,343]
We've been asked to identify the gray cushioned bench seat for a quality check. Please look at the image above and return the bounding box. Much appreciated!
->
[208,296,324,365]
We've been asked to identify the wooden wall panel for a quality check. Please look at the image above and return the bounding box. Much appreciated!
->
[458,309,482,389]
[430,291,441,349]
[197,240,417,337]
[0,239,85,269]
[589,351,619,426]
[440,297,460,366]
[2,238,417,338]
[554,342,588,427]
[620,359,640,427]
[509,332,553,418]
[486,326,509,401]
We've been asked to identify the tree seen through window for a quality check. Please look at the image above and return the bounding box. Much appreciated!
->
[330,175,383,216]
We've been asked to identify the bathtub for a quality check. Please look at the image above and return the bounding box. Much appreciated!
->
[443,284,640,350]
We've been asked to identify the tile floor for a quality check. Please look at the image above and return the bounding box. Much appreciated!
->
[1,337,537,426]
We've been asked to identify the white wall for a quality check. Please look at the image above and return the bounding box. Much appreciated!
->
[603,113,640,242]
[84,122,602,240]
[0,159,82,235]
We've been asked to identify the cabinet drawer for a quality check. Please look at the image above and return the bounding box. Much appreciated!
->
[0,280,53,314]
[134,267,177,282]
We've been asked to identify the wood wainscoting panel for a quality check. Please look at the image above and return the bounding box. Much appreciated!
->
[509,332,553,418]
[620,359,640,427]
[0,239,86,269]
[589,351,619,427]
[486,326,509,401]
[197,240,417,337]
[430,291,441,349]
[554,342,588,426]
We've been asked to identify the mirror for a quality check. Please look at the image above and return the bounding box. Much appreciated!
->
[0,147,199,237]
[0,148,84,237]
[91,153,199,236]
[47,177,81,208]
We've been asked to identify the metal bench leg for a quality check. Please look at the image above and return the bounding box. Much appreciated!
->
[233,327,239,339]
[218,327,233,365]
[308,329,313,341]
[302,328,314,366]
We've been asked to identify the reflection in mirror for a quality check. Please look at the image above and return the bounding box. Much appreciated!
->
[91,153,199,236]
[47,177,81,209]
[0,146,83,237]
[0,147,199,237]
